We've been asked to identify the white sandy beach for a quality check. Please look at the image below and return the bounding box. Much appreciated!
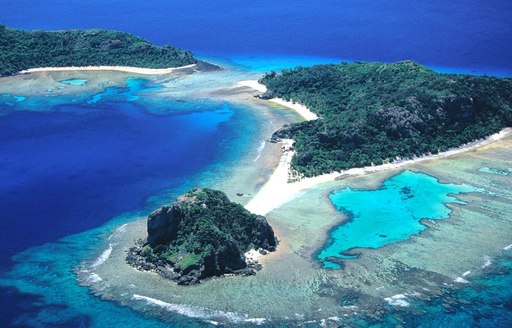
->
[245,101,512,216]
[19,63,197,75]
[237,80,319,121]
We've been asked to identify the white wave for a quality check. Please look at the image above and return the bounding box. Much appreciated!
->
[244,318,267,325]
[85,273,103,284]
[503,244,512,251]
[482,255,492,268]
[342,305,358,310]
[205,321,219,326]
[109,223,129,240]
[116,223,128,232]
[253,140,266,162]
[462,270,471,277]
[90,244,112,269]
[384,294,410,307]
[132,294,268,324]
[454,277,470,284]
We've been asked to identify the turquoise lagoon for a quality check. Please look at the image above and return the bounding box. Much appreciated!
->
[318,171,484,268]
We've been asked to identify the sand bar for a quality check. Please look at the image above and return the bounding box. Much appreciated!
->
[19,63,197,75]
[245,128,512,216]
[237,80,319,121]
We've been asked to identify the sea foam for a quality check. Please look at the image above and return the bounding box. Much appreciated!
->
[85,273,103,284]
[384,294,410,307]
[253,140,266,162]
[482,255,492,268]
[132,294,268,324]
[90,244,112,269]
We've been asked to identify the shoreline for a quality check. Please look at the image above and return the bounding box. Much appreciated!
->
[18,63,198,75]
[245,128,512,216]
[237,80,319,121]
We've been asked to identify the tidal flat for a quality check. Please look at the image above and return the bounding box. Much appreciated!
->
[82,129,512,326]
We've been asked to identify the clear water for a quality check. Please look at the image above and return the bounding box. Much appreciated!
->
[86,77,162,104]
[318,171,483,269]
[346,251,512,327]
[60,78,88,86]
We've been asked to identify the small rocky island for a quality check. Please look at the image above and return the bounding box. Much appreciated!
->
[127,188,277,285]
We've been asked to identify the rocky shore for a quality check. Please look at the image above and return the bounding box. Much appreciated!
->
[126,188,277,285]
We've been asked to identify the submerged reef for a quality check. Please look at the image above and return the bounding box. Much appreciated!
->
[127,188,277,285]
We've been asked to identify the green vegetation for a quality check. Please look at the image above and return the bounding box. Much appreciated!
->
[0,24,197,76]
[127,188,276,284]
[260,61,512,177]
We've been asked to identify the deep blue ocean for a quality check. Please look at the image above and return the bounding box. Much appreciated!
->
[1,0,511,75]
[0,1,511,327]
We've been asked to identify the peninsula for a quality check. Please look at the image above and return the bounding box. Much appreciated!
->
[126,189,277,285]
[0,24,202,76]
[260,61,512,177]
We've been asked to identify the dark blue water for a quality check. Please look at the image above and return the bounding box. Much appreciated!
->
[0,101,236,266]
[0,0,511,75]
[0,79,260,327]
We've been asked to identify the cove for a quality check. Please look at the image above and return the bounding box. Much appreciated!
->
[318,171,484,269]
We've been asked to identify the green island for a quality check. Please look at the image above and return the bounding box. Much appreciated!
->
[260,61,512,177]
[0,24,199,76]
[126,188,277,285]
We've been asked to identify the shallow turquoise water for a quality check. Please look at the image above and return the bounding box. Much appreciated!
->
[60,78,88,86]
[87,77,162,104]
[349,250,512,327]
[318,171,483,269]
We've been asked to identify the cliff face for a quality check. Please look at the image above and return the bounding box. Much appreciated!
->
[127,188,277,285]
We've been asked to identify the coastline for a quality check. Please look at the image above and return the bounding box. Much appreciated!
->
[237,80,319,121]
[18,63,198,75]
[245,125,512,216]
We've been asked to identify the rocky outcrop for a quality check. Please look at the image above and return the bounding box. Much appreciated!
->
[126,188,277,285]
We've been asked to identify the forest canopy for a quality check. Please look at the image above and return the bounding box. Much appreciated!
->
[0,24,197,76]
[260,61,512,177]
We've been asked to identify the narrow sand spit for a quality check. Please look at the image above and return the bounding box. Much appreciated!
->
[236,80,319,121]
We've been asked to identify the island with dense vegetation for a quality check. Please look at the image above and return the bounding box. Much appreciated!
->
[0,24,200,76]
[260,61,512,177]
[126,189,277,285]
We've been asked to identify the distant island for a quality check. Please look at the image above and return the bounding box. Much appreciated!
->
[126,189,277,285]
[260,61,512,177]
[0,24,202,76]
